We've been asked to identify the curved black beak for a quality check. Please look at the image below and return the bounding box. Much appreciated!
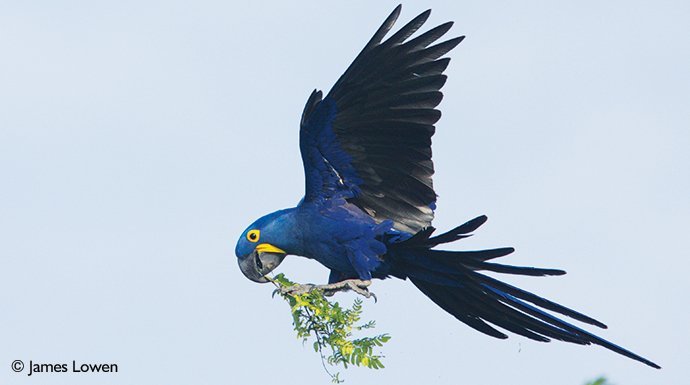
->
[238,249,286,283]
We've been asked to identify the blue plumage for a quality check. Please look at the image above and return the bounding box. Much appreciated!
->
[235,5,659,369]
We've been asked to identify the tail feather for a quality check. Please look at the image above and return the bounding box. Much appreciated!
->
[428,247,516,262]
[412,276,597,344]
[426,249,565,276]
[405,215,488,247]
[411,277,511,339]
[474,271,607,328]
[482,284,662,369]
[389,215,661,369]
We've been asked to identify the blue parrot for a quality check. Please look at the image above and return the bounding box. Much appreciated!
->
[235,5,659,369]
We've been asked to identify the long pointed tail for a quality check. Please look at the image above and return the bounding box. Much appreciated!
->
[388,215,660,369]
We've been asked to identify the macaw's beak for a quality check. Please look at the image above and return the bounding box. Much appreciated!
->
[238,246,286,283]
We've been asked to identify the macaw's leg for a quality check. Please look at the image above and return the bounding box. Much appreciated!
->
[277,279,375,300]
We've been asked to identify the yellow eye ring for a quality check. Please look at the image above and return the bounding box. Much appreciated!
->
[247,229,260,243]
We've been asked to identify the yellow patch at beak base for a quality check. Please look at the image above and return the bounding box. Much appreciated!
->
[255,243,285,254]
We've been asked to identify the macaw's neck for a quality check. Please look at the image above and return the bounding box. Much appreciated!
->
[256,207,305,256]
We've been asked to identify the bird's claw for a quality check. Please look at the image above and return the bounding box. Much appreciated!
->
[275,283,317,297]
[322,279,376,301]
[275,279,376,301]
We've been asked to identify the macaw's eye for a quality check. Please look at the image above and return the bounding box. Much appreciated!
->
[247,229,260,243]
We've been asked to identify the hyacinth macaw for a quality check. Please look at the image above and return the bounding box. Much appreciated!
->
[235,5,659,369]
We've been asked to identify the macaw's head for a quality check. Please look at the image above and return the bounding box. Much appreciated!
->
[235,210,292,283]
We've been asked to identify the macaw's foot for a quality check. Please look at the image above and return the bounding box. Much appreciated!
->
[277,279,376,300]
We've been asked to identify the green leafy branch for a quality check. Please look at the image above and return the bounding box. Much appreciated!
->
[269,273,391,383]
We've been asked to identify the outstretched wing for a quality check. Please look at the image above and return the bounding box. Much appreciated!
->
[299,5,464,234]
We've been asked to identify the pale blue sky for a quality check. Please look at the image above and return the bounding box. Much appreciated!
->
[1,1,688,384]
